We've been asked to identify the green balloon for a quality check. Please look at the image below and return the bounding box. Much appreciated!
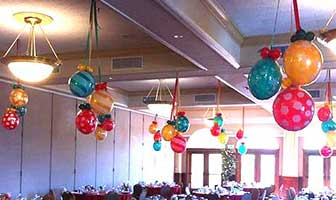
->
[214,116,223,127]
[248,58,282,100]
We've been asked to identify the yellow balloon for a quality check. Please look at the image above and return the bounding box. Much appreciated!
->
[9,88,28,107]
[283,40,323,86]
[95,126,107,141]
[218,132,229,144]
[149,122,157,134]
[327,131,336,147]
[162,124,177,141]
[88,90,114,115]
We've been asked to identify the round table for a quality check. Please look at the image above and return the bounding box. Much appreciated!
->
[72,192,132,200]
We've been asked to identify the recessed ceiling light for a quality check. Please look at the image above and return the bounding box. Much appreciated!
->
[173,34,183,39]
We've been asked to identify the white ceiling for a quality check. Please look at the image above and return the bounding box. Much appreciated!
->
[217,0,336,37]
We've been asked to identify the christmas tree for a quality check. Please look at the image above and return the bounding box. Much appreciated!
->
[221,148,237,181]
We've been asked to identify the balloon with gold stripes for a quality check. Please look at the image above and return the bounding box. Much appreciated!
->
[88,82,114,115]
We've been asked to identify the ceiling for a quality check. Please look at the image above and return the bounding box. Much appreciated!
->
[217,0,336,37]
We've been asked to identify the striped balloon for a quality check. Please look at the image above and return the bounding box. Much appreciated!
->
[68,71,96,97]
[170,134,186,153]
[88,90,114,115]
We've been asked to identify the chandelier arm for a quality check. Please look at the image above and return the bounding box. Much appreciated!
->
[165,84,173,99]
[145,85,155,98]
[322,9,336,32]
[37,24,61,62]
[3,25,27,58]
[155,80,160,101]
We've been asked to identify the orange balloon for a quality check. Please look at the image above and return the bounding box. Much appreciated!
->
[283,40,323,86]
[327,131,336,148]
[9,88,28,107]
[149,121,157,134]
[162,124,177,141]
[281,77,292,89]
[95,126,107,141]
[88,90,114,115]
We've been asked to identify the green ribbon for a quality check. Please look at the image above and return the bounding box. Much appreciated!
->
[79,103,91,110]
[12,84,24,90]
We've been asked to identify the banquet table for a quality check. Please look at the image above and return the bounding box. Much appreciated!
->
[72,192,132,200]
[193,192,245,200]
[146,185,181,196]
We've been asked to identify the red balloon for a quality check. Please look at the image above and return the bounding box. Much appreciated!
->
[76,109,97,134]
[100,118,115,131]
[171,134,187,153]
[320,145,333,158]
[317,106,332,122]
[211,123,221,136]
[153,131,162,141]
[269,49,282,61]
[260,47,270,59]
[236,129,244,140]
[273,87,314,131]
[2,109,19,130]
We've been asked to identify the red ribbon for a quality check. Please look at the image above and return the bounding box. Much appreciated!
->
[95,82,107,90]
[170,77,179,121]
[293,0,301,31]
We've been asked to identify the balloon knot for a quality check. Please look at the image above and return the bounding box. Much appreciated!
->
[95,82,107,90]
[79,103,91,110]
[290,29,315,42]
[177,111,185,116]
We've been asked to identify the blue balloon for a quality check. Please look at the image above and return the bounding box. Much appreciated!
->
[321,120,336,133]
[175,115,190,133]
[248,58,282,100]
[153,141,161,151]
[68,71,96,97]
[15,106,27,117]
[238,143,247,155]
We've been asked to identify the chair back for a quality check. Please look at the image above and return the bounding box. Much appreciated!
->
[61,192,75,200]
[42,190,56,200]
[160,185,173,199]
[139,190,147,200]
[260,190,267,200]
[242,193,252,200]
[250,189,259,200]
[286,189,293,200]
[289,187,296,199]
[206,193,220,200]
[132,184,143,199]
[106,191,119,200]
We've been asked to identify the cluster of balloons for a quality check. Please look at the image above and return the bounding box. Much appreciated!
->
[209,113,229,145]
[272,29,323,131]
[2,84,28,130]
[235,129,247,155]
[148,120,162,151]
[248,47,282,100]
[317,105,335,158]
[69,65,115,141]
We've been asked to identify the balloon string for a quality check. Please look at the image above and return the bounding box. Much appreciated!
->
[242,107,245,130]
[293,0,301,31]
[270,0,280,48]
[170,75,179,121]
[216,80,221,113]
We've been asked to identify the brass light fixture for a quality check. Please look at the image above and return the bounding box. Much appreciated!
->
[0,12,61,83]
[144,80,172,117]
[318,11,336,54]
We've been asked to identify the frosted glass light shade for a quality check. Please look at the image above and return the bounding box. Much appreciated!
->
[8,61,53,82]
[147,102,172,117]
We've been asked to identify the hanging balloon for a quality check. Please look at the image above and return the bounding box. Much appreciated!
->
[95,126,107,141]
[237,142,248,155]
[12,105,27,117]
[98,114,114,132]
[2,108,19,130]
[236,129,244,140]
[213,113,224,127]
[170,134,187,153]
[75,103,97,134]
[218,131,229,144]
[320,145,333,158]
[153,131,162,141]
[175,111,190,133]
[149,121,158,134]
[9,85,28,107]
[68,65,96,97]
[327,131,336,148]
[210,123,221,137]
[273,87,315,131]
[321,120,336,133]
[317,105,332,122]
[162,120,177,141]
[284,31,323,86]
[248,48,282,100]
[153,141,162,151]
[88,82,114,115]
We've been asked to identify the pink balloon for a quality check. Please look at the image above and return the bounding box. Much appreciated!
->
[273,87,314,131]
[171,134,186,153]
[317,106,332,122]
[320,145,333,158]
[236,129,244,140]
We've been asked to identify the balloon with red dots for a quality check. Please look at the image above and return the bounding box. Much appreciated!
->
[75,104,97,134]
[2,109,19,130]
[273,87,315,131]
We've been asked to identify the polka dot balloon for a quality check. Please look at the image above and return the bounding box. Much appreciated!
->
[75,103,97,134]
[273,87,314,131]
[2,108,19,130]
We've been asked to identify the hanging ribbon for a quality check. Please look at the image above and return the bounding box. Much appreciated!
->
[293,0,301,31]
[270,0,280,48]
[242,107,245,130]
[170,75,179,121]
[326,69,332,107]
[216,80,221,113]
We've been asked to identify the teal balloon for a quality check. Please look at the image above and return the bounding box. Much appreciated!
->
[68,71,96,97]
[214,116,223,127]
[153,141,161,151]
[15,106,27,117]
[238,143,247,155]
[175,115,190,133]
[321,120,336,133]
[248,58,282,100]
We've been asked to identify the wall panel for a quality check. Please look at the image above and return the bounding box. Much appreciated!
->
[21,89,52,197]
[50,95,76,190]
[114,109,130,185]
[143,115,156,183]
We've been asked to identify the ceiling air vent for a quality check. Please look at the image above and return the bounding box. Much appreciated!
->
[111,56,143,70]
[194,94,216,104]
[306,89,321,98]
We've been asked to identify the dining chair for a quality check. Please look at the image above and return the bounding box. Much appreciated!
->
[250,188,260,200]
[260,190,267,200]
[160,184,173,199]
[106,191,119,200]
[61,192,75,200]
[42,190,56,200]
[242,193,252,200]
[206,193,220,200]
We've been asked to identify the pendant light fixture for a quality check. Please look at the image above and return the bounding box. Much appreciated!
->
[318,10,336,53]
[0,12,61,83]
[144,80,172,117]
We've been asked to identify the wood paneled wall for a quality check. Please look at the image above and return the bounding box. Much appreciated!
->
[0,82,174,198]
